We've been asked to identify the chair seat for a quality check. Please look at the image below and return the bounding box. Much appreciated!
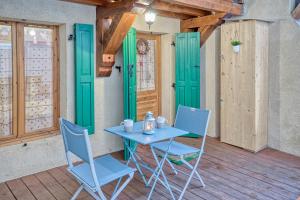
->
[69,155,135,189]
[151,141,200,156]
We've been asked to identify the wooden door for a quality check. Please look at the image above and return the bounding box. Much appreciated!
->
[136,33,161,120]
[220,21,268,152]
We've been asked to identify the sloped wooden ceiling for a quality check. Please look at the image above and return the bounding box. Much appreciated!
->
[62,0,243,76]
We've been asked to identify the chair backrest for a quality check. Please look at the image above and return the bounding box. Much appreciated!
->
[174,105,210,137]
[60,118,93,164]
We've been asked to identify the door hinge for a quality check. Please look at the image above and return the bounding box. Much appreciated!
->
[128,64,134,77]
[172,83,176,89]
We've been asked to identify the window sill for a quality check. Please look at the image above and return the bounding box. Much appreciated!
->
[0,130,60,148]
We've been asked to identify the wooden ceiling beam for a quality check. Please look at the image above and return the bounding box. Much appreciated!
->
[181,13,226,30]
[102,13,136,54]
[97,0,135,18]
[155,10,194,19]
[133,2,196,19]
[199,20,222,46]
[61,0,105,6]
[96,2,136,77]
[151,0,210,17]
[161,0,242,16]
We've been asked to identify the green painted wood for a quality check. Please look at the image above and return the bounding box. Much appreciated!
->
[74,24,95,134]
[123,28,137,160]
[175,32,200,138]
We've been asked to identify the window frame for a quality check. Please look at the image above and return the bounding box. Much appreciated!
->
[0,21,60,145]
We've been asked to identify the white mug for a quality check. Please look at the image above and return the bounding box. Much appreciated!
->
[156,116,166,129]
[121,119,134,132]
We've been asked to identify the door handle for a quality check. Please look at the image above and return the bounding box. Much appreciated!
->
[193,65,200,68]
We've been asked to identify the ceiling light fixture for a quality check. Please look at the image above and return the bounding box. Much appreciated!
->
[144,8,156,30]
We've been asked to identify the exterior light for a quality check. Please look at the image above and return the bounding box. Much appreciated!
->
[145,9,156,30]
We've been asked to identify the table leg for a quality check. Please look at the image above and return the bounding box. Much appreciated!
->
[147,138,175,200]
[123,138,148,185]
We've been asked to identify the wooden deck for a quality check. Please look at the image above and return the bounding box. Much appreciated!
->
[1,137,300,200]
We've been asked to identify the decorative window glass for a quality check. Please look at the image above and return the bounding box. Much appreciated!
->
[0,25,12,137]
[136,39,156,92]
[24,27,54,133]
[0,21,59,144]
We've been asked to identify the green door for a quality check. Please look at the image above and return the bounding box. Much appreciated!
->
[123,28,137,160]
[74,24,95,134]
[175,32,200,137]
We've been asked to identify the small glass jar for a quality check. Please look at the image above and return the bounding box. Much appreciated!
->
[143,112,156,134]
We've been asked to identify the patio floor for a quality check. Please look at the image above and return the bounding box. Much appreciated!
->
[1,137,300,200]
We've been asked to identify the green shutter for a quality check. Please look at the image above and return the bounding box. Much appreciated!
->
[123,28,137,160]
[74,24,95,134]
[175,32,200,138]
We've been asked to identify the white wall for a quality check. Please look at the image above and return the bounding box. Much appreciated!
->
[0,0,124,183]
[0,0,180,182]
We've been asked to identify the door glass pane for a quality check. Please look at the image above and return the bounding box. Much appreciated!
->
[136,39,156,92]
[0,25,12,137]
[24,27,53,133]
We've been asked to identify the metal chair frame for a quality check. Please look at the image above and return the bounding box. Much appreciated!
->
[60,118,135,200]
[151,105,211,200]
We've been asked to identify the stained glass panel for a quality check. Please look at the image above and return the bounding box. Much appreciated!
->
[136,39,156,92]
[0,25,13,137]
[24,27,54,133]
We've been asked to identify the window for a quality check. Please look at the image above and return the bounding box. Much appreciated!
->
[0,21,59,144]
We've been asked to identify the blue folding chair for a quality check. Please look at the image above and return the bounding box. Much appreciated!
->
[60,118,136,200]
[150,105,210,200]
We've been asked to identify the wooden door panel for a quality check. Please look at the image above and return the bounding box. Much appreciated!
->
[136,33,161,121]
[220,21,256,149]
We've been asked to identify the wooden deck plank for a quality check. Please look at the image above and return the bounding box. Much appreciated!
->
[207,137,300,178]
[56,166,94,200]
[201,161,287,200]
[137,147,238,200]
[203,153,300,197]
[59,166,129,200]
[48,167,91,199]
[123,160,180,200]
[0,183,16,200]
[101,180,131,200]
[35,171,71,200]
[128,177,169,200]
[202,155,297,199]
[22,175,55,200]
[3,137,300,200]
[204,140,300,190]
[6,179,36,200]
[260,148,300,167]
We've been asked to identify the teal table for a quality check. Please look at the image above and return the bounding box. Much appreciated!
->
[105,121,188,200]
